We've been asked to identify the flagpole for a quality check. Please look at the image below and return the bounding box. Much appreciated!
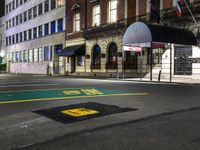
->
[183,0,199,28]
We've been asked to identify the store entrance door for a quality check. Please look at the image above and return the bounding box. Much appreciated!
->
[174,46,192,75]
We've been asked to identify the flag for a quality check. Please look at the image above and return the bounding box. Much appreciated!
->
[176,0,184,17]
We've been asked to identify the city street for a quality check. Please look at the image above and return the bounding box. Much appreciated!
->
[0,74,200,150]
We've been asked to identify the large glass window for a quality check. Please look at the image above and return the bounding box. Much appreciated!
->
[44,23,49,35]
[125,51,138,69]
[12,35,15,44]
[28,49,33,62]
[28,9,32,20]
[28,29,32,40]
[16,0,18,8]
[33,27,37,38]
[16,34,19,43]
[24,50,28,62]
[92,45,101,66]
[38,3,43,15]
[57,0,64,7]
[74,13,80,32]
[38,25,43,37]
[51,21,56,34]
[44,0,49,12]
[51,0,56,10]
[38,47,43,62]
[93,5,100,26]
[108,0,118,23]
[24,11,27,22]
[50,46,53,61]
[24,31,27,41]
[44,46,49,61]
[20,0,23,5]
[19,14,23,24]
[57,19,63,32]
[106,43,118,68]
[20,32,23,42]
[12,1,15,10]
[12,18,15,27]
[34,49,38,62]
[16,51,19,62]
[12,52,15,63]
[19,51,23,62]
[16,16,19,25]
[33,6,37,18]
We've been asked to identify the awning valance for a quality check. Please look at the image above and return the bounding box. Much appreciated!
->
[123,22,197,47]
[58,45,85,56]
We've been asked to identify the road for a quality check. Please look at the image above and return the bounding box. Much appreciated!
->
[0,74,200,150]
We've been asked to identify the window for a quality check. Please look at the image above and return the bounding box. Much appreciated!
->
[12,52,15,63]
[6,37,8,46]
[74,13,80,32]
[20,32,23,42]
[51,0,56,10]
[24,50,27,62]
[6,5,8,14]
[12,1,15,10]
[38,25,43,37]
[57,19,63,32]
[28,9,32,20]
[24,0,27,2]
[20,14,23,24]
[108,0,118,23]
[16,0,18,8]
[9,36,11,45]
[44,0,49,12]
[38,3,43,15]
[34,49,38,62]
[44,23,49,35]
[50,46,53,61]
[33,6,37,18]
[51,21,56,34]
[152,48,164,64]
[16,51,19,62]
[91,45,101,68]
[9,3,11,12]
[24,31,27,41]
[12,18,15,27]
[125,51,137,69]
[28,29,32,40]
[20,0,23,5]
[77,56,85,66]
[19,51,23,62]
[107,43,118,67]
[57,0,64,7]
[24,11,27,22]
[28,49,33,62]
[38,48,43,62]
[6,21,8,30]
[12,35,15,44]
[44,46,49,61]
[16,16,19,25]
[33,27,37,38]
[93,5,100,26]
[9,20,11,28]
[16,34,19,43]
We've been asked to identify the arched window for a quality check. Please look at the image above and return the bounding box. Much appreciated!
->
[91,45,101,69]
[106,43,118,69]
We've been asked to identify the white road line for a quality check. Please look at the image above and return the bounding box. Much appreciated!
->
[0,83,60,88]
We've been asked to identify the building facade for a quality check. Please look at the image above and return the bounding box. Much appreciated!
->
[65,0,200,80]
[4,0,66,74]
[0,17,5,64]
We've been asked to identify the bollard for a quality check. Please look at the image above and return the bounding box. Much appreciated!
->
[158,70,161,82]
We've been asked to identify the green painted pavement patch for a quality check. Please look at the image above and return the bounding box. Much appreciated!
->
[0,88,147,104]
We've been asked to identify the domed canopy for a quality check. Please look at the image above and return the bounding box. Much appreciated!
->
[123,22,197,48]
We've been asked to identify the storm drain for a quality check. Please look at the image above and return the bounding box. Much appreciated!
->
[34,102,137,124]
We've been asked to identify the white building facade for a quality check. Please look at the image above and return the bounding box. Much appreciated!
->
[0,17,5,64]
[4,0,66,74]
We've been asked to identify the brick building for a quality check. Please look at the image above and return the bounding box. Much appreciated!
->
[63,0,200,79]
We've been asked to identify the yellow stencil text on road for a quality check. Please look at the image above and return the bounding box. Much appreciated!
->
[61,108,99,117]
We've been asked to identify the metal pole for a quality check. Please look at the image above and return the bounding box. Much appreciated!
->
[170,44,172,82]
[140,50,142,80]
[122,50,125,78]
[183,0,198,28]
[150,48,153,81]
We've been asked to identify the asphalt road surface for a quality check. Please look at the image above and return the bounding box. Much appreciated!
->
[0,74,200,150]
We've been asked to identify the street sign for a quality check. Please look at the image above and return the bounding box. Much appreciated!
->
[123,46,142,52]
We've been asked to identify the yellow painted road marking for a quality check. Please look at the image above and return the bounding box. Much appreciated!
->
[0,93,148,105]
[63,90,81,95]
[61,108,99,117]
[81,88,103,95]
